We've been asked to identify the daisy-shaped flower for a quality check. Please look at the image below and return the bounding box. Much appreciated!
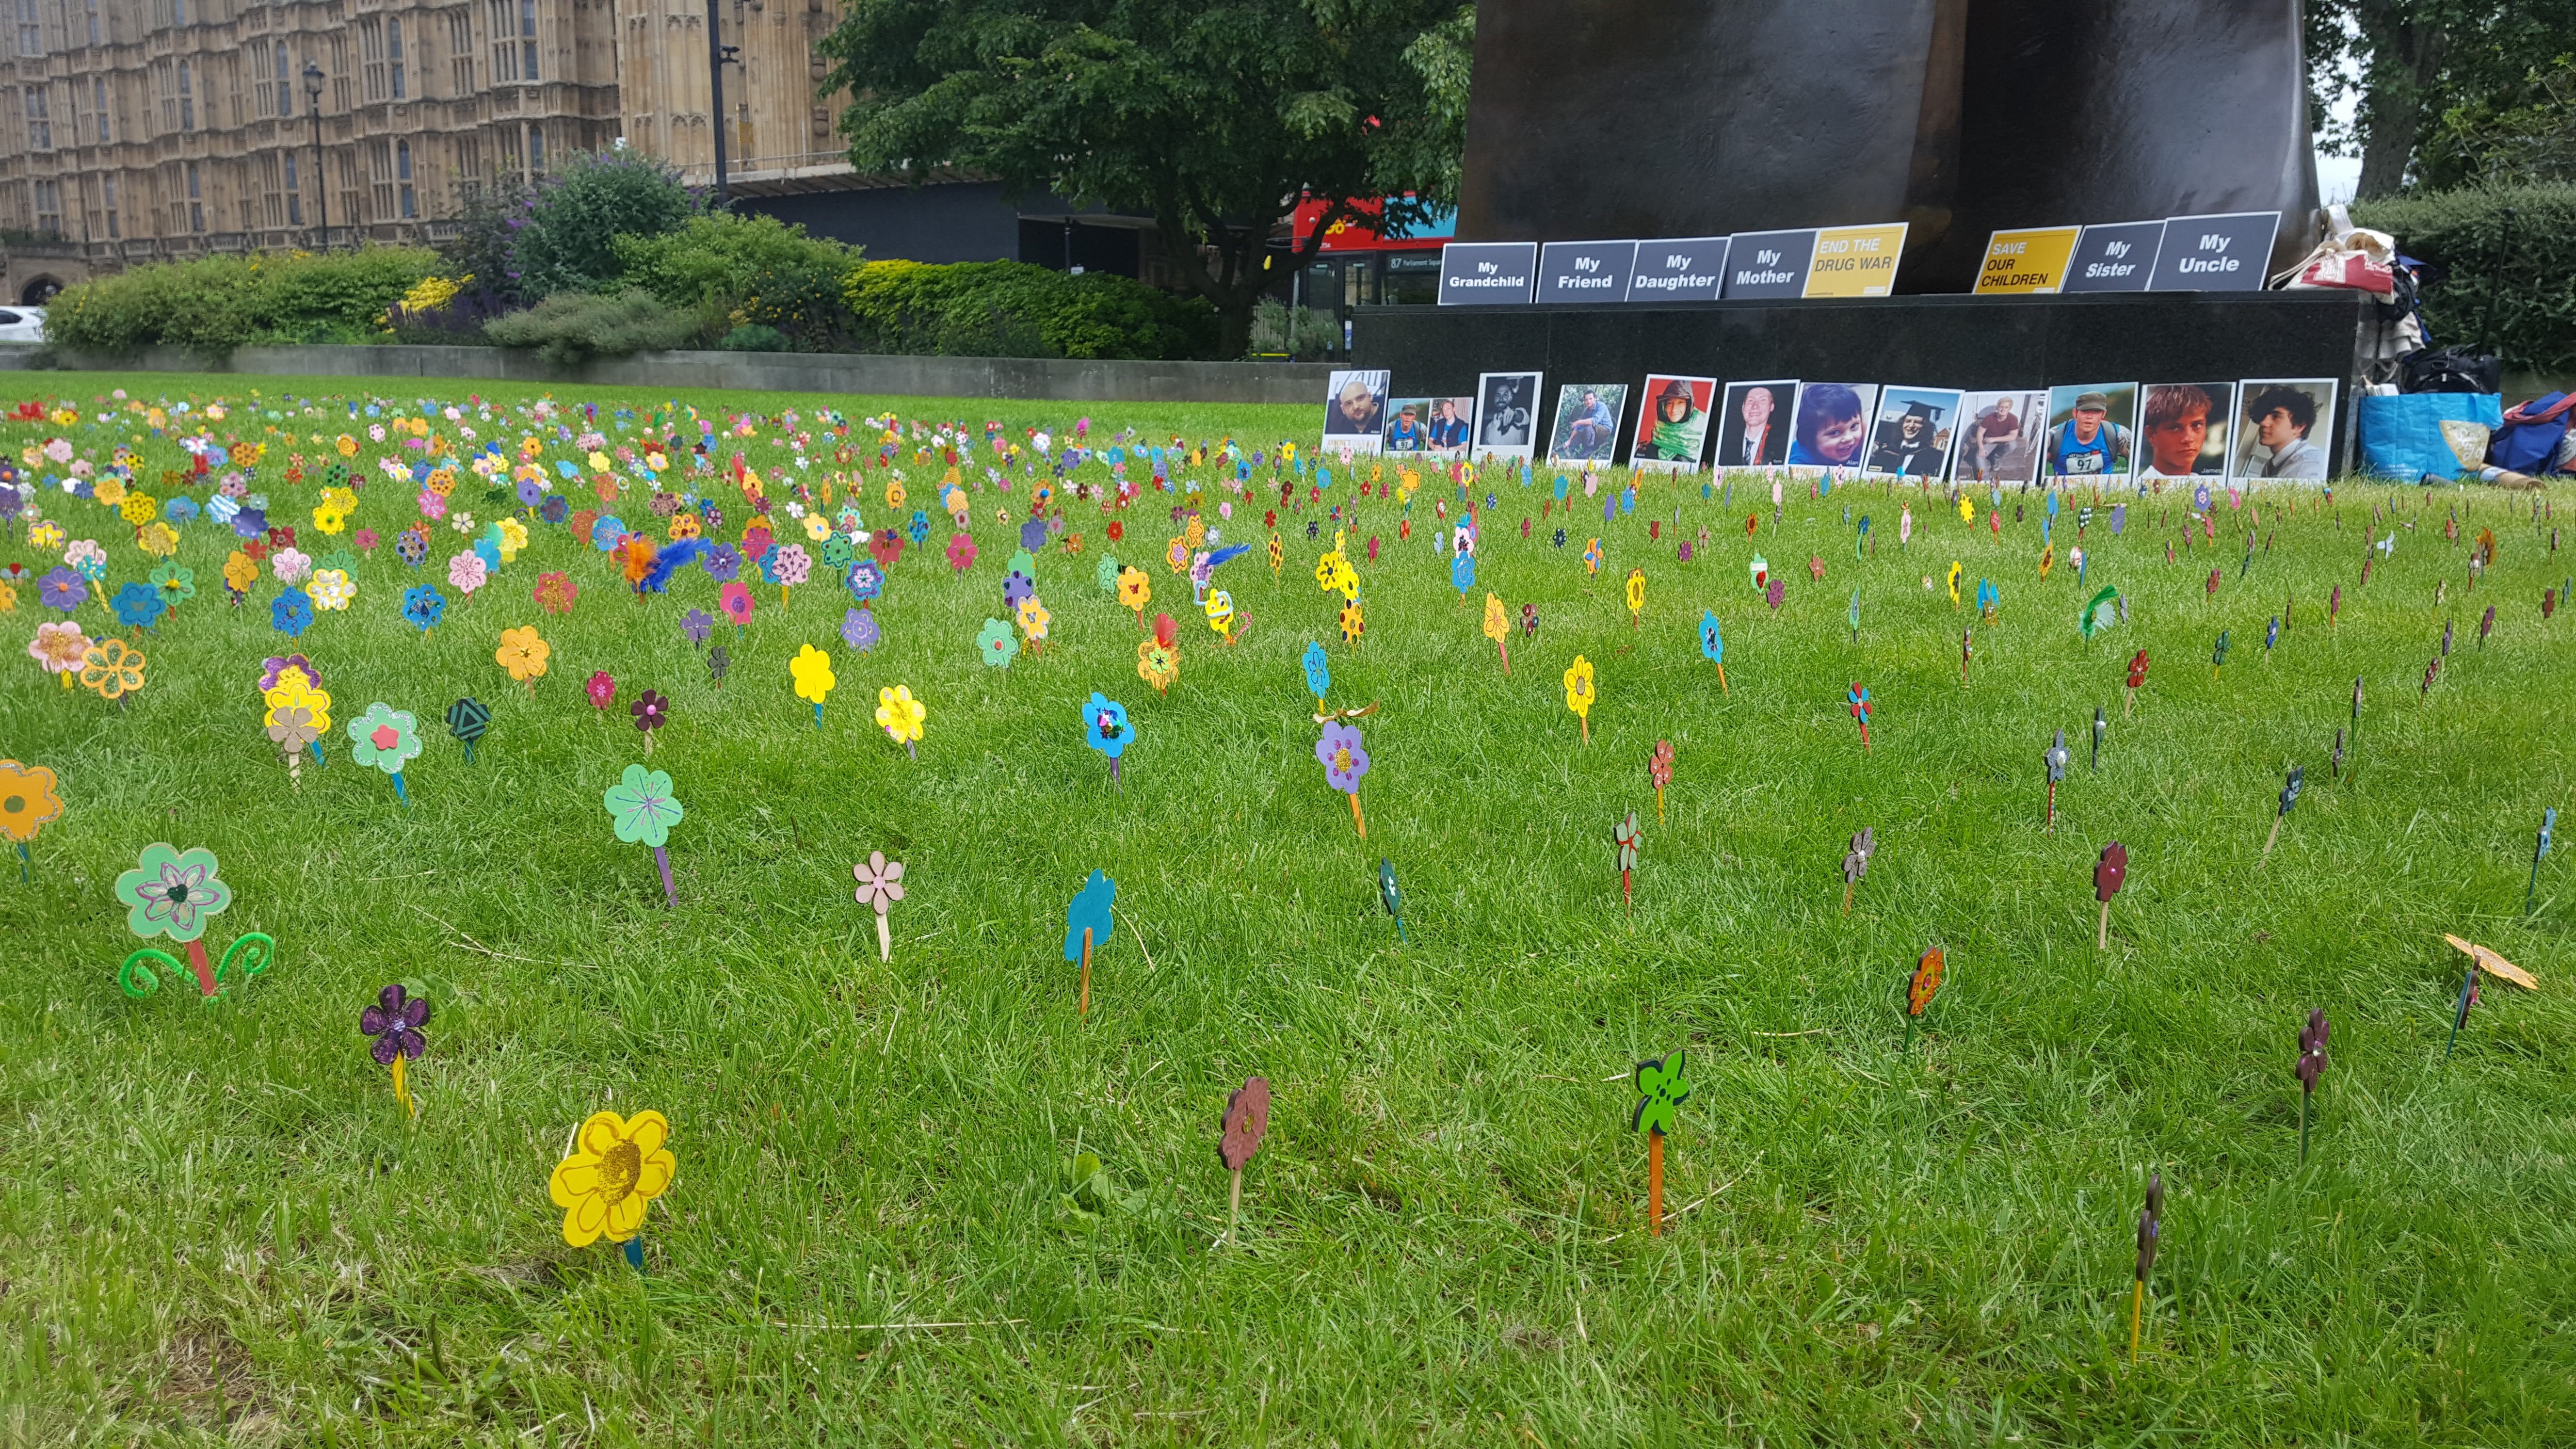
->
[977,617,1019,668]
[114,843,231,942]
[1316,721,1369,794]
[875,684,926,747]
[548,1109,676,1248]
[361,983,432,1064]
[631,688,670,738]
[495,625,550,685]
[309,568,356,612]
[29,620,87,680]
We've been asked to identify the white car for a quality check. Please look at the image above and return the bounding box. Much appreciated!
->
[0,306,47,342]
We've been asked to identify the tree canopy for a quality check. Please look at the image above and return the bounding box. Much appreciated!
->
[820,0,1473,354]
[2309,0,2576,194]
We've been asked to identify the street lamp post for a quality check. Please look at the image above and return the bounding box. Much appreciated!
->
[706,0,738,208]
[303,61,327,249]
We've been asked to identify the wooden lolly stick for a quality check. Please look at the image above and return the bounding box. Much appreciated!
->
[2098,899,2111,951]
[1079,926,1092,1016]
[1647,1129,1665,1237]
[875,910,892,964]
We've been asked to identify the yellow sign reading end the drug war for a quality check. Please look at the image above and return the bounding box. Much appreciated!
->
[1803,224,1909,298]
[1974,226,2081,295]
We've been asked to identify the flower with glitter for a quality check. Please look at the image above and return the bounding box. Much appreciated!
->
[840,607,879,652]
[1316,721,1370,794]
[534,570,577,614]
[401,585,445,631]
[29,620,88,679]
[361,983,431,1065]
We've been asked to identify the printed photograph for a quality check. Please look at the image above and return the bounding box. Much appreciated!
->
[1323,369,1390,451]
[1383,396,1476,457]
[1715,380,1797,470]
[2137,383,2236,480]
[2230,379,2337,482]
[2043,383,2139,484]
[1474,371,1543,458]
[1546,383,1629,467]
[1629,374,1719,471]
[1952,390,2045,485]
[1787,383,1880,471]
[1865,386,1963,480]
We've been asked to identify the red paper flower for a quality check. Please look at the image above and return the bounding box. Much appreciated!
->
[586,670,616,710]
[1109,519,1127,542]
[534,571,577,614]
[718,581,754,625]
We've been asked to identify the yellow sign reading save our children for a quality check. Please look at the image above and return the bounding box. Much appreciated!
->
[1803,224,1909,298]
[1974,226,2082,295]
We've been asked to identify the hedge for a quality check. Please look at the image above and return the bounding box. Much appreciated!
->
[2351,183,2576,374]
[43,248,440,358]
[844,259,1219,361]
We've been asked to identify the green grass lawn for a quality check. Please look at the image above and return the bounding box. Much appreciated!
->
[2,370,2572,1446]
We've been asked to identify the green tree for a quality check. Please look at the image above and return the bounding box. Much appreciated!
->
[514,150,700,298]
[2309,0,2576,194]
[819,0,1474,357]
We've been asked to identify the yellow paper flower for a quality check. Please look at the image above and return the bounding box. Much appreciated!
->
[790,643,837,704]
[1313,550,1345,594]
[29,519,64,549]
[310,568,356,612]
[1016,595,1050,642]
[495,625,550,683]
[875,684,926,744]
[548,1109,675,1247]
[224,551,259,595]
[118,493,158,528]
[0,580,15,612]
[667,511,701,541]
[0,759,64,844]
[312,503,348,535]
[496,516,529,559]
[93,477,127,507]
[802,512,831,542]
[137,522,179,559]
[1958,494,1975,522]
[1563,655,1595,720]
[1625,568,1646,616]
[1338,600,1365,644]
[1137,638,1178,693]
[587,450,612,473]
[263,676,332,733]
[336,434,358,457]
[322,484,359,515]
[885,479,907,509]
[1116,566,1151,613]
[81,637,146,700]
[1482,593,1508,644]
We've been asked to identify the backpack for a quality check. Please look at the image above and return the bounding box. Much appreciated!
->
[2402,347,2502,395]
[2491,391,2576,473]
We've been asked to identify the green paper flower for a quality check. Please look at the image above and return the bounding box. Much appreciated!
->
[348,702,424,774]
[114,843,232,943]
[1095,552,1122,593]
[976,617,1019,668]
[1630,1051,1690,1137]
[150,561,197,604]
[604,763,684,847]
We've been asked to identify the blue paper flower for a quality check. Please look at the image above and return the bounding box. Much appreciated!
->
[590,515,626,550]
[402,584,446,631]
[539,494,570,524]
[841,607,880,652]
[1063,869,1116,961]
[272,585,315,637]
[1699,610,1723,664]
[1302,640,1331,700]
[163,496,199,526]
[112,580,165,629]
[1083,692,1133,760]
[232,507,269,539]
[1450,550,1475,595]
[908,510,931,545]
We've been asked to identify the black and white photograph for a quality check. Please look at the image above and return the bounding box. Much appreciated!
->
[1474,371,1543,459]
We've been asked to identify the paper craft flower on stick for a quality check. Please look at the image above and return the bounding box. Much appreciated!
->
[550,1109,676,1256]
[81,637,146,703]
[1063,869,1115,1015]
[1842,827,1874,914]
[1650,740,1674,821]
[790,644,837,726]
[1,759,64,880]
[114,843,273,1000]
[2131,1173,2163,1363]
[1614,810,1642,913]
[853,851,905,963]
[495,626,550,693]
[604,763,684,907]
[1564,656,1595,744]
[1083,692,1134,787]
[1379,857,1406,942]
[976,617,1019,669]
[631,689,670,754]
[2094,841,2128,950]
[2293,1007,2330,1163]
[361,983,431,1118]
[1317,721,1370,837]
[1903,946,1945,1049]
[349,703,423,806]
[447,697,491,762]
[1697,611,1727,691]
[1137,628,1179,696]
[30,621,88,689]
[875,684,926,759]
[1847,683,1872,750]
[1218,1076,1271,1246]
[1630,1052,1689,1236]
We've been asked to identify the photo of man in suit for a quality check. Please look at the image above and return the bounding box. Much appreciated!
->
[1717,381,1796,469]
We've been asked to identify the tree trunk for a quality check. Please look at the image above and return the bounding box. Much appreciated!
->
[2354,4,2447,198]
[1160,205,1321,362]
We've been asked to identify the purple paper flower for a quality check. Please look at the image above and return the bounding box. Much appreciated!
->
[1003,570,1034,607]
[39,565,83,612]
[360,983,431,1065]
[841,606,880,652]
[703,542,741,583]
[1316,722,1370,794]
[539,494,570,524]
[516,478,546,508]
[681,608,713,646]
[232,507,268,539]
[260,653,321,690]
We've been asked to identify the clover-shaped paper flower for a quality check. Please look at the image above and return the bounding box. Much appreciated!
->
[549,1109,676,1248]
[1630,1052,1689,1137]
[631,689,669,735]
[401,585,445,631]
[270,586,315,638]
[1316,721,1369,794]
[81,637,146,700]
[115,843,231,943]
[1084,692,1133,759]
[0,759,64,845]
[30,620,87,677]
[718,580,754,626]
[604,762,684,847]
[361,983,431,1064]
[1563,656,1595,719]
[853,851,905,914]
[1615,810,1642,872]
[976,617,1020,668]
[495,625,550,685]
[1136,637,1178,693]
[876,684,926,745]
[112,581,165,630]
[791,643,838,701]
[349,703,423,773]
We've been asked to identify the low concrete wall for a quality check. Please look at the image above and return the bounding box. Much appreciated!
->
[2,343,1331,405]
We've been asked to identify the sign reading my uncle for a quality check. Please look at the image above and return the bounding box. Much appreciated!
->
[1536,240,1641,304]
[1973,226,2082,295]
[1722,229,1819,299]
[2145,212,2280,293]
[2061,221,2167,294]
[1437,242,1539,305]
[1626,238,1730,303]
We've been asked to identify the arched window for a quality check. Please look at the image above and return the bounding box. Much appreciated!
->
[177,59,193,131]
[387,19,404,99]
[397,138,415,216]
[276,41,292,116]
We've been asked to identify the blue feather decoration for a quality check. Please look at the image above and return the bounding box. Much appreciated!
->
[640,537,707,593]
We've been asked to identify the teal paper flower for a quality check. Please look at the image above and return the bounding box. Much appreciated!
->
[112,580,165,629]
[976,617,1019,668]
[114,843,232,943]
[150,561,197,604]
[348,703,423,773]
[604,763,684,847]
